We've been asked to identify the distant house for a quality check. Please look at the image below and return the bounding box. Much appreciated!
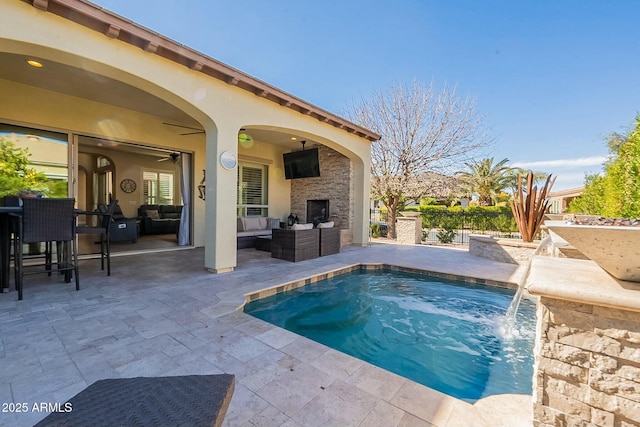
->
[548,187,584,214]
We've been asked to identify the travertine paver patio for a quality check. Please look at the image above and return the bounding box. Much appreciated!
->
[0,243,531,427]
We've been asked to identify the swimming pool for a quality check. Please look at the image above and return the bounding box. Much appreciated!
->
[243,267,535,402]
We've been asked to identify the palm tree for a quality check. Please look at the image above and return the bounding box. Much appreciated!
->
[504,168,551,195]
[457,157,513,206]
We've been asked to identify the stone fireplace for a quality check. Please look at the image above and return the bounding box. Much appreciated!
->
[290,145,353,244]
[307,200,329,225]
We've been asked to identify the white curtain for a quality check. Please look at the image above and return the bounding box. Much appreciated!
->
[178,153,191,246]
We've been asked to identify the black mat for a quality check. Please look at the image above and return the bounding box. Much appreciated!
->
[34,374,235,427]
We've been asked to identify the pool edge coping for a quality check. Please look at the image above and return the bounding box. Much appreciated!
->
[242,263,518,306]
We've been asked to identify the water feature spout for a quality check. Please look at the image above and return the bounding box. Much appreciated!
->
[501,235,554,338]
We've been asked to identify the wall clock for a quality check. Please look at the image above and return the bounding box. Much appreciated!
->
[120,178,137,193]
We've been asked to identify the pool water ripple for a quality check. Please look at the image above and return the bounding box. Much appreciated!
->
[243,269,535,402]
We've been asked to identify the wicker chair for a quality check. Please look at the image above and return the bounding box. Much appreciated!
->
[319,227,341,256]
[271,228,319,262]
[76,199,117,276]
[13,198,79,300]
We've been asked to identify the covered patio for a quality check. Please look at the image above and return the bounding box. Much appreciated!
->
[1,0,378,273]
[0,244,530,427]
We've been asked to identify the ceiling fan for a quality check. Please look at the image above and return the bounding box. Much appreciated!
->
[162,122,205,136]
[158,152,180,163]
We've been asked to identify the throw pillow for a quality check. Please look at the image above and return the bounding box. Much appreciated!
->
[267,218,281,229]
[145,209,160,219]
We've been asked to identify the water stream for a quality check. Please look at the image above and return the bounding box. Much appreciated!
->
[500,235,554,338]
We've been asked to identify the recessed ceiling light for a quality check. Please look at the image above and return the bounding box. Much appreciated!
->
[27,60,43,68]
[290,137,297,141]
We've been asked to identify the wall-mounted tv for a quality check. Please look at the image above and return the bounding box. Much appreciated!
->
[283,148,320,179]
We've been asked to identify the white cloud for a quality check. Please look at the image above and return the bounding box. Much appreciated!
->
[510,156,608,191]
[511,156,607,170]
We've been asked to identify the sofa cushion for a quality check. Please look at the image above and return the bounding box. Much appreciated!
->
[291,223,313,230]
[159,205,181,216]
[237,229,272,238]
[317,221,334,228]
[242,217,264,231]
[258,217,267,230]
[145,209,160,219]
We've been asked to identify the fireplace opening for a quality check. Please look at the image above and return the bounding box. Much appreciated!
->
[307,200,329,225]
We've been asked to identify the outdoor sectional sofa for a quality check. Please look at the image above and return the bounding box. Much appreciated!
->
[237,217,281,249]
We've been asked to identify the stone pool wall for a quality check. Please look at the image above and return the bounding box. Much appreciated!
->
[468,234,538,265]
[527,256,640,427]
[534,297,640,426]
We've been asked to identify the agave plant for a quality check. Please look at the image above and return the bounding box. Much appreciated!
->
[510,171,556,242]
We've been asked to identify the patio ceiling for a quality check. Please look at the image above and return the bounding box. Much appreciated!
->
[0,51,200,129]
[1,52,342,151]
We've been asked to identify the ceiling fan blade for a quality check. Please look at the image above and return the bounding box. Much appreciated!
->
[157,157,169,162]
[180,131,205,135]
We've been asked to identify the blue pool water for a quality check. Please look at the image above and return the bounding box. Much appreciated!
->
[243,269,536,402]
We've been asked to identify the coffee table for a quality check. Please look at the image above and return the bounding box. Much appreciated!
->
[255,235,272,252]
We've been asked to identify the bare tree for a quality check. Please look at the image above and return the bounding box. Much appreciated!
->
[345,80,490,239]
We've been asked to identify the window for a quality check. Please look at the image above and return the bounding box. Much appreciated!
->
[143,171,174,204]
[237,162,268,217]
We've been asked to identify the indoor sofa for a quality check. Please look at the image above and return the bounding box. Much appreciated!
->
[138,204,182,235]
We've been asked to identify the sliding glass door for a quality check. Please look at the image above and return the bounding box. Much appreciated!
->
[0,123,70,199]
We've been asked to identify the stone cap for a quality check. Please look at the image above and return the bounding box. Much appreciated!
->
[526,256,640,313]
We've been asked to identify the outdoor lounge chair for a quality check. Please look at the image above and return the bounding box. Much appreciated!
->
[319,226,340,256]
[271,227,319,262]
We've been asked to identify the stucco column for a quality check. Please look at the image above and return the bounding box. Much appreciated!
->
[351,152,371,246]
[397,217,422,244]
[204,125,238,273]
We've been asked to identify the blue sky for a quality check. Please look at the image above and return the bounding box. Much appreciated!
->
[93,0,639,190]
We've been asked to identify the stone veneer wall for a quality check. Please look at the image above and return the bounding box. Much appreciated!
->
[533,297,640,427]
[469,234,539,265]
[290,145,353,244]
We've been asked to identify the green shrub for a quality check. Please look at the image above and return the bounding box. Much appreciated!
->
[436,229,456,244]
